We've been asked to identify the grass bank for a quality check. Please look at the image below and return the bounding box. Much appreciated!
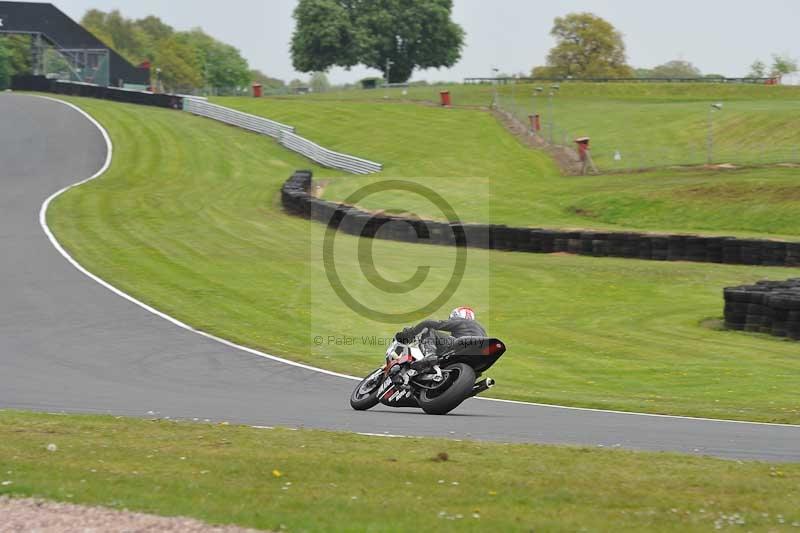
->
[2,411,799,531]
[288,81,800,169]
[216,96,800,240]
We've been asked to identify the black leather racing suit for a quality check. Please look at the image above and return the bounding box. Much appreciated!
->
[400,318,487,357]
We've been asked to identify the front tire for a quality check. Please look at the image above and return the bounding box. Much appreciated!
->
[418,363,476,415]
[350,368,384,411]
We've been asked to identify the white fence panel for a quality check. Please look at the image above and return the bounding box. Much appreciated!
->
[183,98,294,138]
[182,98,382,174]
[278,131,382,175]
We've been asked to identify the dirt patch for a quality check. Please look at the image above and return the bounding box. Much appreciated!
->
[0,496,266,532]
[671,184,800,202]
[567,206,600,219]
[491,109,584,175]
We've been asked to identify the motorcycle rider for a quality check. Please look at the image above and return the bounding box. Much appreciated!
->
[394,306,487,375]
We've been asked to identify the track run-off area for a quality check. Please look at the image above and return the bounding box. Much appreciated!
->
[1,93,799,462]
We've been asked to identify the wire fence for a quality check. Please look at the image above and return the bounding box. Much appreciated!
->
[491,81,800,172]
[301,80,800,173]
[201,79,800,172]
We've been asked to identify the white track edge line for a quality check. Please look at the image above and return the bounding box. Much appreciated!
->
[34,95,355,383]
[32,94,800,431]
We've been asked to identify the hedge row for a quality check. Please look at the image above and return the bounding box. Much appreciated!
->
[282,171,800,267]
[724,280,800,340]
[12,75,182,109]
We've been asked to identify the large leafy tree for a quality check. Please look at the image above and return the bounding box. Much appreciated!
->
[80,10,251,91]
[154,36,203,92]
[291,0,465,83]
[178,29,251,89]
[536,12,632,79]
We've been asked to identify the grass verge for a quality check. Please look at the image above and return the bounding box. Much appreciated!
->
[1,411,799,532]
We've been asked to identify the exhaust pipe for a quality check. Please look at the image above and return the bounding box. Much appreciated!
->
[471,378,495,397]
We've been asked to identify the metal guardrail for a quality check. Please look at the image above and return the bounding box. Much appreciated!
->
[182,97,382,174]
[278,131,382,175]
[182,97,294,138]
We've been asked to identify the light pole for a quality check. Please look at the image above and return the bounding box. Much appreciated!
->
[707,102,723,164]
[491,67,500,108]
[548,84,560,143]
[384,59,394,98]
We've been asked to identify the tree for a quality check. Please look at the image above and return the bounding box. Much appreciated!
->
[154,36,203,92]
[291,0,465,83]
[0,39,11,90]
[79,9,251,92]
[748,59,767,78]
[539,12,632,79]
[770,53,798,80]
[178,29,250,90]
[649,59,702,79]
[0,35,34,88]
[81,9,150,64]
[309,71,330,93]
[530,65,559,78]
[249,69,286,90]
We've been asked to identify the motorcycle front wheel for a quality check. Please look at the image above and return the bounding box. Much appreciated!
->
[417,363,476,415]
[350,368,384,411]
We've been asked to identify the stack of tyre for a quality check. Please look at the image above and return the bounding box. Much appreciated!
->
[724,279,800,340]
[280,172,800,267]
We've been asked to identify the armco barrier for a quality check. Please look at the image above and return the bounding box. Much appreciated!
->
[724,280,800,341]
[12,75,182,109]
[281,171,800,268]
[182,97,294,138]
[278,131,383,175]
[183,98,383,175]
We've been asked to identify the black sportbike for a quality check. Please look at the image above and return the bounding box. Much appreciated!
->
[349,331,506,415]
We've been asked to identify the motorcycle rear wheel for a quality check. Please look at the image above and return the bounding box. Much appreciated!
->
[418,363,476,415]
[350,368,384,411]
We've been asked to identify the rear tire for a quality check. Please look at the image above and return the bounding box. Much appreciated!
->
[418,363,476,415]
[350,368,383,411]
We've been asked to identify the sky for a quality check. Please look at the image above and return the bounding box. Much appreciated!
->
[47,0,800,84]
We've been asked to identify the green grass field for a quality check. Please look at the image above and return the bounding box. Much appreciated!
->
[284,81,800,170]
[2,411,799,532]
[216,96,800,240]
[46,96,800,423]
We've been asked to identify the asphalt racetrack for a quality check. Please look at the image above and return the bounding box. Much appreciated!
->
[1,93,799,462]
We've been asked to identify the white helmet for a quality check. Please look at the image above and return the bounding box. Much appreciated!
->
[449,306,475,321]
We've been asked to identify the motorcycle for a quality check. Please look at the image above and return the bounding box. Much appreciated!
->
[349,330,507,415]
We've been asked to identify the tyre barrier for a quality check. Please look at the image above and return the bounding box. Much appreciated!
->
[282,171,800,268]
[11,75,182,109]
[724,280,800,341]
